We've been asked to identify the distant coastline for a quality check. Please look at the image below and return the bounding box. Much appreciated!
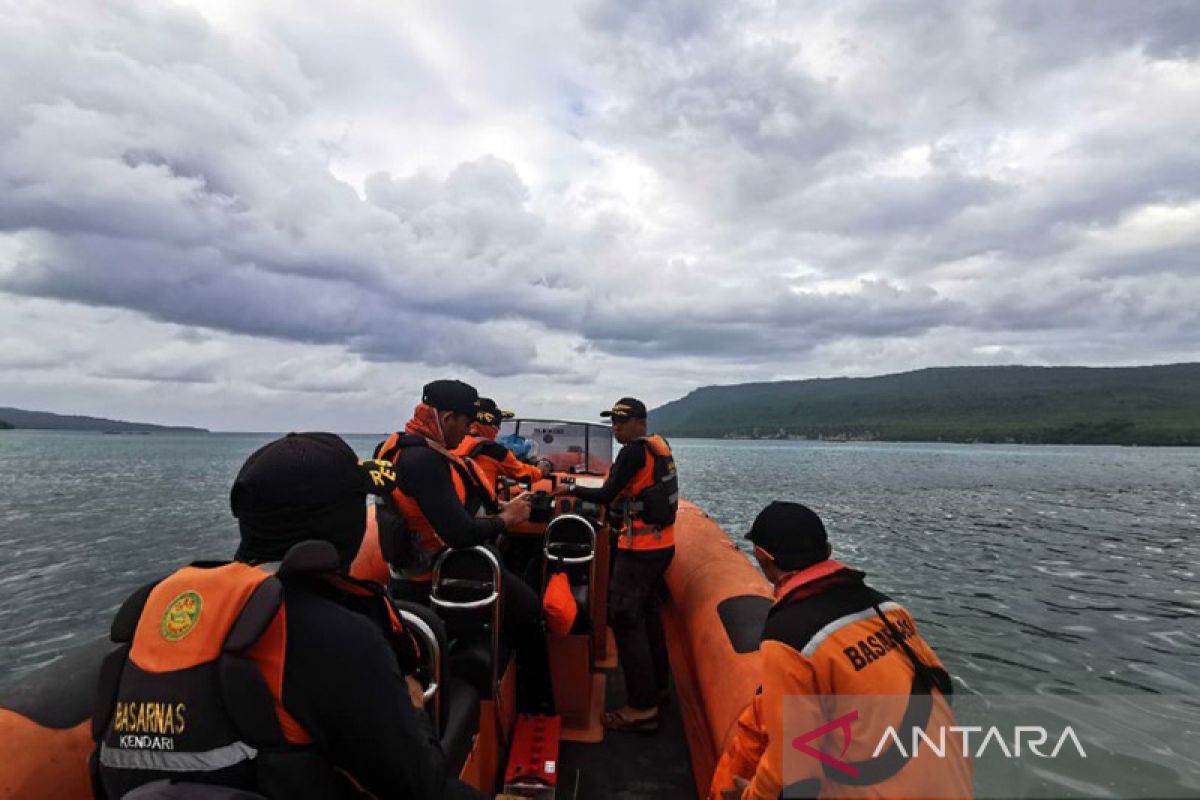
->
[650,363,1200,447]
[0,407,208,434]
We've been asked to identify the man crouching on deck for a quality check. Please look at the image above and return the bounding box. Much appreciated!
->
[712,501,971,800]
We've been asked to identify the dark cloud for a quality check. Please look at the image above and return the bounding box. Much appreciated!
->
[994,0,1200,64]
[0,0,1196,410]
[582,279,965,359]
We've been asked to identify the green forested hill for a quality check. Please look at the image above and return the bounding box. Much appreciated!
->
[0,407,208,433]
[650,364,1200,445]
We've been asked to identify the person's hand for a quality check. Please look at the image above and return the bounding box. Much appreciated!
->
[551,484,572,498]
[405,675,425,710]
[498,492,532,528]
[538,462,552,479]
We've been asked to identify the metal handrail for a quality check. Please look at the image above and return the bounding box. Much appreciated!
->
[396,608,442,734]
[543,513,597,565]
[429,545,506,745]
[430,546,501,610]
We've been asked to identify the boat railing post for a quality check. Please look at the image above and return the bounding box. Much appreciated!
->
[396,607,442,734]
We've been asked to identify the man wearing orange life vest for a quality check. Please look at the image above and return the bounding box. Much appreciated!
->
[554,397,679,733]
[716,502,971,800]
[361,379,532,600]
[363,379,555,714]
[453,397,549,494]
[92,433,481,800]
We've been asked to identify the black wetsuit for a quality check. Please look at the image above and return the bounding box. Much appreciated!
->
[567,442,646,507]
[394,446,504,548]
[275,577,480,800]
[392,443,551,713]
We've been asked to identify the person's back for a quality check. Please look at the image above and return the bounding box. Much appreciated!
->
[726,502,970,800]
[275,574,450,798]
[92,433,479,800]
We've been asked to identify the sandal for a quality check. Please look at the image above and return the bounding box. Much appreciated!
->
[602,708,660,734]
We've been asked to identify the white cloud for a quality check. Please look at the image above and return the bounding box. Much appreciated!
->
[0,0,1197,429]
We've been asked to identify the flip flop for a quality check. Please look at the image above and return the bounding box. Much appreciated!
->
[602,709,660,734]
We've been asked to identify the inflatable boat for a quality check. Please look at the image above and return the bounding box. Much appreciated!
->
[0,419,772,799]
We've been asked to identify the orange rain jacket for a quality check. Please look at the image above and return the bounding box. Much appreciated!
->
[728,560,971,800]
[454,432,544,494]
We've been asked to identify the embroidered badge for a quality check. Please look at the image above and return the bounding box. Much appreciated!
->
[160,591,203,642]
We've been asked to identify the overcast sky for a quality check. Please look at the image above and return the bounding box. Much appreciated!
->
[1,0,1197,431]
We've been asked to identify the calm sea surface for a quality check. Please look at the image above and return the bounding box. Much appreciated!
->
[2,431,1198,792]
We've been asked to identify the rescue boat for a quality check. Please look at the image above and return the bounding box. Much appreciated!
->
[0,418,772,799]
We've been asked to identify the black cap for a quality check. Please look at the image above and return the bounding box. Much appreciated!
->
[422,379,479,416]
[476,397,514,426]
[231,432,379,569]
[600,397,647,420]
[746,501,829,570]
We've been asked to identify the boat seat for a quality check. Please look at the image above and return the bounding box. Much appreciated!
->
[390,602,478,774]
[432,547,507,701]
[542,514,597,637]
[448,635,513,699]
[439,677,479,775]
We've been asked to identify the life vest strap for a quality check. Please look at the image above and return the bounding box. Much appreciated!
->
[111,580,161,643]
[872,603,953,698]
[223,578,284,653]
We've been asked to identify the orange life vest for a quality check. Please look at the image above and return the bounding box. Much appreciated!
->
[454,433,542,492]
[92,556,412,798]
[375,431,491,556]
[616,435,678,551]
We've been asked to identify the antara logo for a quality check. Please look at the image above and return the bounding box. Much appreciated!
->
[872,725,1088,759]
[790,710,1087,770]
[792,710,860,777]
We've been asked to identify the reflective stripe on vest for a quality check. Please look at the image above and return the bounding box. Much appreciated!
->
[97,562,300,787]
[99,741,258,773]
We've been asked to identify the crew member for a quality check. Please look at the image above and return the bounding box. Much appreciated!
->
[358,380,529,596]
[92,433,481,800]
[716,501,971,800]
[454,397,549,495]
[364,379,552,713]
[555,397,678,732]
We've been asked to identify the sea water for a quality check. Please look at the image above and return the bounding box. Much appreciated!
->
[1,431,1197,793]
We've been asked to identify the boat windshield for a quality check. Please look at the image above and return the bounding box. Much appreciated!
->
[498,418,613,475]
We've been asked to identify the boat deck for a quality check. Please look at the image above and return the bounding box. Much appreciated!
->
[557,664,697,799]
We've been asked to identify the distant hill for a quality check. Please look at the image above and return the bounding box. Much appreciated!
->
[0,407,208,434]
[650,364,1200,446]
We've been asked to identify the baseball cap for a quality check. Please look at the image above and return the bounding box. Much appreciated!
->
[600,397,647,420]
[422,379,479,416]
[476,397,515,426]
[746,501,829,570]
